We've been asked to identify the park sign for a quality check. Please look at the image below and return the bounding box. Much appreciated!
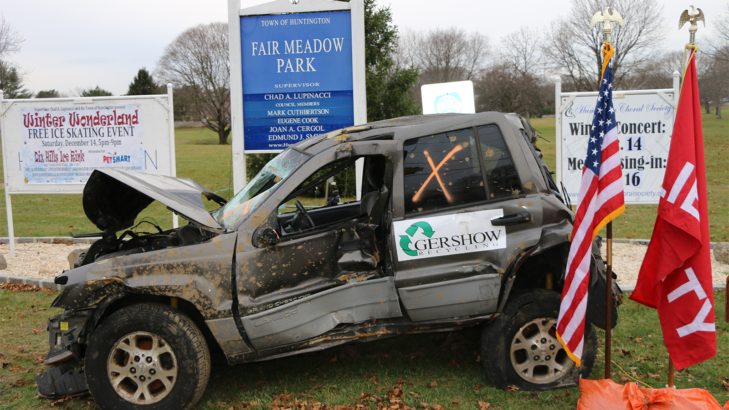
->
[555,78,680,205]
[228,0,366,191]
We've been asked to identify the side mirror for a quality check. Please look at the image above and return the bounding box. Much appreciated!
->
[255,227,280,247]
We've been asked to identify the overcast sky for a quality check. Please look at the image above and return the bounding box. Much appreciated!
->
[0,0,725,96]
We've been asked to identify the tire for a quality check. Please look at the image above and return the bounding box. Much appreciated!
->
[481,289,596,391]
[85,303,211,410]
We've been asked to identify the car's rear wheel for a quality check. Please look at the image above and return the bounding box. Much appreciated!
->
[85,303,210,410]
[481,289,596,390]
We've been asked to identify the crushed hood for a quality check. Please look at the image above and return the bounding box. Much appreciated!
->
[83,169,224,232]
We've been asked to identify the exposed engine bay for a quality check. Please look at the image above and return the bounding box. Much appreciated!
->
[77,221,215,268]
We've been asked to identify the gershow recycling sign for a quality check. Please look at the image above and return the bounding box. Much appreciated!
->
[393,210,506,261]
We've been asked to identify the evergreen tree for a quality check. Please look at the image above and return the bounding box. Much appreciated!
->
[364,0,419,122]
[0,61,31,98]
[36,89,60,98]
[127,68,159,95]
[81,86,112,97]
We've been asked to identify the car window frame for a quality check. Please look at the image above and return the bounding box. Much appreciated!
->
[401,124,524,217]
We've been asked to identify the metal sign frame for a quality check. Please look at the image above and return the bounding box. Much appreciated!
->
[1,87,177,257]
[228,0,366,193]
[554,73,680,205]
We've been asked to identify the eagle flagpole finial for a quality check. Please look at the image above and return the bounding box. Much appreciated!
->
[679,5,705,44]
[590,7,624,44]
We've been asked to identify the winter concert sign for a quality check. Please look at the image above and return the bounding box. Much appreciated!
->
[555,81,680,205]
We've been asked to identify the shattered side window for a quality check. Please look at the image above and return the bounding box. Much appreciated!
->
[213,148,308,229]
[403,128,486,214]
[477,125,522,199]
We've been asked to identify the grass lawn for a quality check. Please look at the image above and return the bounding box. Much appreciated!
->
[1,114,728,240]
[0,286,727,409]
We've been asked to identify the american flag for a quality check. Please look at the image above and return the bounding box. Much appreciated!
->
[556,50,625,366]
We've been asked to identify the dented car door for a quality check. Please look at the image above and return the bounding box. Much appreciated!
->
[234,142,402,350]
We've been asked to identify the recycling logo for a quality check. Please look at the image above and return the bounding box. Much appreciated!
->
[399,221,434,257]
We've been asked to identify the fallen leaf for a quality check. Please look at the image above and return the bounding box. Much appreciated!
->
[33,329,40,335]
[619,374,630,383]
[427,381,438,388]
[635,337,644,343]
[433,405,444,410]
[621,349,632,357]
[648,373,661,380]
[313,386,321,390]
[475,384,483,388]
[373,380,379,385]
[451,402,460,407]
[565,390,571,396]
[476,401,490,410]
[720,376,729,391]
[529,393,538,400]
[420,402,429,409]
[397,378,404,384]
[329,356,337,362]
[409,392,421,398]
[49,396,73,408]
[360,393,370,399]
[504,385,519,393]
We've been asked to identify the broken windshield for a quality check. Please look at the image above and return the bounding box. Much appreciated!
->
[213,148,309,229]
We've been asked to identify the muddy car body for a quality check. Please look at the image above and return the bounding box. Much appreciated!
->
[46,112,621,409]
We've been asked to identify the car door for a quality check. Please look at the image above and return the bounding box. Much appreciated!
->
[235,142,402,351]
[392,122,544,321]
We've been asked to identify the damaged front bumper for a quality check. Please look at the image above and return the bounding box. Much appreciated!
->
[44,308,95,365]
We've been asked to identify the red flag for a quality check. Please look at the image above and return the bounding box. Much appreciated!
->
[629,48,716,370]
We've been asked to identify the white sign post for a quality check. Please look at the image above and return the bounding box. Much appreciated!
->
[0,87,177,257]
[228,0,367,194]
[421,81,476,115]
[555,72,681,205]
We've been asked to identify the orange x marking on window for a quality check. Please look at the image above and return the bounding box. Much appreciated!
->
[222,198,252,220]
[412,144,463,203]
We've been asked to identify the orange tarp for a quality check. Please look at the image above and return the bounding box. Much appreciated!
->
[576,379,726,410]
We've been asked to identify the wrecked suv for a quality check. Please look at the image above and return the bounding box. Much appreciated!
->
[46,112,621,409]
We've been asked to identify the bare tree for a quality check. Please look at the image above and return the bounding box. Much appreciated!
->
[705,4,729,62]
[156,22,230,145]
[475,26,549,119]
[620,51,682,89]
[399,27,491,84]
[0,14,30,98]
[0,14,23,60]
[475,63,549,119]
[544,0,666,91]
[500,26,544,76]
[698,55,729,117]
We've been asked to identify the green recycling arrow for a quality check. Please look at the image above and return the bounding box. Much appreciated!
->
[399,235,418,257]
[405,221,434,238]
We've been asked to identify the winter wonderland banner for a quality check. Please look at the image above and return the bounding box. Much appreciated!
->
[20,104,143,184]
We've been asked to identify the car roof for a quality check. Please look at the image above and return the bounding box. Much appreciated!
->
[295,112,528,155]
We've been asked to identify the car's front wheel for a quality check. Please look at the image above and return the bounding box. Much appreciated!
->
[85,303,211,410]
[481,289,596,390]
